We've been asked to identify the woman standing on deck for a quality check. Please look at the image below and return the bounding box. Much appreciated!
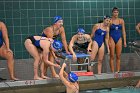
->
[90,16,110,74]
[109,7,127,73]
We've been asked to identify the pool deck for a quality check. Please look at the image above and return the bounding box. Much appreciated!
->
[0,71,140,93]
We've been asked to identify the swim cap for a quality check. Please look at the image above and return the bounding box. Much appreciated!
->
[54,16,63,23]
[68,72,78,82]
[52,40,63,51]
[104,15,111,20]
[77,28,85,34]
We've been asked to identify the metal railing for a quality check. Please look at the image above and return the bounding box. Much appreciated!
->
[128,40,140,58]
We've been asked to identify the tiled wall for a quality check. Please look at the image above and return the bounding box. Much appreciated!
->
[0,0,140,59]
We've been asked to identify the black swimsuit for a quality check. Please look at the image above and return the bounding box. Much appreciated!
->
[27,36,43,51]
[41,26,60,39]
[73,37,90,53]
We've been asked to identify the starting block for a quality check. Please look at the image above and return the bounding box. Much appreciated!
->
[75,71,94,76]
[61,52,91,72]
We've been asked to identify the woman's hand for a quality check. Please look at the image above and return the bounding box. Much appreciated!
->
[55,57,60,65]
[66,51,71,55]
[87,47,92,52]
[55,64,61,69]
[72,54,77,62]
[62,63,67,68]
[7,48,13,54]
[124,42,127,47]
[107,48,110,55]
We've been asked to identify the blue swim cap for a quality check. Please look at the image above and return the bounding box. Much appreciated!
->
[77,28,85,34]
[68,72,78,82]
[54,16,63,23]
[52,40,63,51]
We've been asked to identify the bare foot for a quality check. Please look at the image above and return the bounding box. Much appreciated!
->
[11,77,19,81]
[34,77,43,80]
[97,73,102,75]
[115,71,120,73]
[52,74,60,78]
[41,76,51,79]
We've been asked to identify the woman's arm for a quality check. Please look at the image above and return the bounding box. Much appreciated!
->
[69,35,77,61]
[86,34,92,51]
[59,63,71,88]
[41,43,60,68]
[50,50,57,59]
[69,35,76,55]
[91,24,98,38]
[121,19,127,47]
[105,27,110,54]
[60,27,70,54]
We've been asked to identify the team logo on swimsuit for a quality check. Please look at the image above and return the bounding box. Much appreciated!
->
[101,32,104,35]
[115,26,119,30]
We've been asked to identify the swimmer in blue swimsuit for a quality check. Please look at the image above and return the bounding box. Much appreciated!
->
[25,36,62,80]
[109,7,127,73]
[90,16,110,74]
[41,16,70,78]
[0,21,18,80]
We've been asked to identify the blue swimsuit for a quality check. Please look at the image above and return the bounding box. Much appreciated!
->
[93,29,107,48]
[110,24,122,44]
[0,31,4,47]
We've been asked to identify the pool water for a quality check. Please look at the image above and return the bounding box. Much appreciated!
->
[80,87,140,93]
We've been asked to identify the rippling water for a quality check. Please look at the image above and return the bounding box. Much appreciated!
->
[80,87,140,93]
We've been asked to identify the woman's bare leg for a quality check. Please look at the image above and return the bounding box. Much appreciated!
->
[97,44,104,74]
[109,37,115,73]
[0,44,18,80]
[89,41,98,71]
[115,38,122,72]
[25,40,43,80]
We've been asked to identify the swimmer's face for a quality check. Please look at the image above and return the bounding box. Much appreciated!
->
[104,18,111,26]
[55,20,63,27]
[112,10,119,17]
[77,32,84,40]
